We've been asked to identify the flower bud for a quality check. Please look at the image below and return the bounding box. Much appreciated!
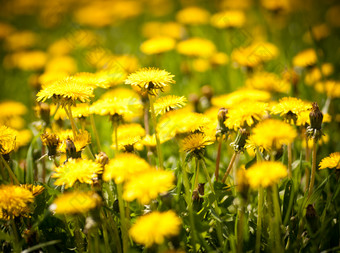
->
[216,107,229,136]
[95,152,109,167]
[66,138,81,159]
[309,102,323,130]
[231,128,249,152]
[41,133,59,157]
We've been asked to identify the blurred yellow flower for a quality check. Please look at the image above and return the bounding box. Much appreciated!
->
[45,56,78,74]
[16,129,32,148]
[246,119,297,151]
[154,95,187,115]
[176,7,210,25]
[305,63,333,85]
[246,72,290,93]
[4,30,37,51]
[319,152,340,170]
[111,123,145,151]
[177,37,216,58]
[123,169,175,204]
[142,21,186,39]
[0,185,34,219]
[232,42,278,68]
[261,0,291,12]
[36,77,94,105]
[211,10,246,28]
[103,153,151,184]
[224,101,268,130]
[314,80,340,98]
[0,125,17,155]
[212,88,271,108]
[246,161,287,188]
[125,67,175,95]
[50,191,101,215]
[52,158,103,188]
[140,36,176,55]
[130,211,181,247]
[4,50,47,71]
[292,49,317,68]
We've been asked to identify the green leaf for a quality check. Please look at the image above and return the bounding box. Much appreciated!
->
[22,240,61,253]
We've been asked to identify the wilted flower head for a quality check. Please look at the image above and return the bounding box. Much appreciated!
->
[129,211,182,247]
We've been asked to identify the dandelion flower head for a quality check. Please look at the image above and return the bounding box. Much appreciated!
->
[319,152,340,170]
[245,161,287,188]
[0,125,17,155]
[129,211,182,247]
[154,95,187,116]
[52,158,103,188]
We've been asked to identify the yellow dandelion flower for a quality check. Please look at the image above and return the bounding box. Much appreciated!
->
[157,109,212,138]
[41,132,60,157]
[0,185,34,218]
[212,88,271,108]
[20,184,44,196]
[210,52,229,66]
[315,80,340,98]
[112,123,145,151]
[177,37,216,58]
[211,10,245,29]
[16,129,32,148]
[181,132,214,154]
[292,49,317,68]
[4,50,47,71]
[0,125,17,155]
[103,153,151,184]
[224,101,268,130]
[232,42,278,68]
[271,97,311,124]
[319,152,340,170]
[261,0,291,12]
[45,56,78,74]
[142,134,171,148]
[90,97,141,119]
[0,101,27,118]
[50,191,101,215]
[123,169,175,204]
[245,161,287,188]
[100,87,140,100]
[154,95,187,116]
[4,30,37,51]
[36,76,94,105]
[246,72,290,93]
[176,7,210,25]
[52,158,103,188]
[140,36,176,55]
[125,68,175,95]
[129,211,181,247]
[71,103,91,118]
[57,129,91,154]
[246,119,297,151]
[93,69,127,88]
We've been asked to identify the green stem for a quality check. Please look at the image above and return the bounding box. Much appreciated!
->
[237,200,245,253]
[222,152,238,184]
[200,159,224,248]
[287,143,293,178]
[215,135,223,182]
[182,162,197,253]
[192,158,200,193]
[113,122,119,154]
[64,104,78,137]
[305,135,310,192]
[74,216,84,253]
[308,139,317,198]
[1,155,19,184]
[148,94,163,169]
[255,187,264,253]
[10,219,21,253]
[117,183,129,252]
[272,184,283,253]
[90,114,102,152]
